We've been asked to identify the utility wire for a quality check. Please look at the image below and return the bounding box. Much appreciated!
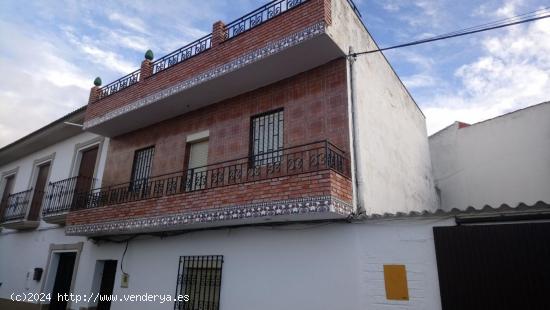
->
[350,10,550,57]
[411,7,550,43]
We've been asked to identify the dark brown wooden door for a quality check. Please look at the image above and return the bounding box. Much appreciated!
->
[0,176,15,219]
[434,223,550,310]
[72,147,98,208]
[28,163,50,220]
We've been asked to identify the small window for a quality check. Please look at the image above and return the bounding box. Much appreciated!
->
[130,146,155,190]
[175,255,223,310]
[250,109,284,165]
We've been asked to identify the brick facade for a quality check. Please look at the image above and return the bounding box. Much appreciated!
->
[101,59,349,186]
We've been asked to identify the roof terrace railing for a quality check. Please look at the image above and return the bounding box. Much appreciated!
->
[98,69,141,100]
[224,0,308,40]
[152,34,213,75]
[95,0,309,100]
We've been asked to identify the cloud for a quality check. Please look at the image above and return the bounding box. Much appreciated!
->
[379,0,445,29]
[0,21,89,147]
[402,74,437,88]
[60,26,140,75]
[424,17,550,134]
[495,0,525,17]
[108,12,148,34]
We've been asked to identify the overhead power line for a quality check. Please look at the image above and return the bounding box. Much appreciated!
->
[350,8,550,57]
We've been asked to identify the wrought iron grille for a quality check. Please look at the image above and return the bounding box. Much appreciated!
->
[1,188,33,222]
[73,141,348,210]
[250,109,284,165]
[174,256,223,310]
[98,69,141,100]
[130,146,155,190]
[42,176,98,216]
[152,35,213,75]
[224,0,308,40]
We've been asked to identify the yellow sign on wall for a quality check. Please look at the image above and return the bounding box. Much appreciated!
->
[383,264,409,301]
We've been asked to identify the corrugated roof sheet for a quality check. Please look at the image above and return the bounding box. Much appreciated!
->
[359,201,550,220]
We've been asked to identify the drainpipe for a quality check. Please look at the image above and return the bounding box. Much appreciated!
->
[347,46,366,216]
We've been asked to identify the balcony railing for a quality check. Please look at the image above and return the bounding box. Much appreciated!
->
[95,0,310,99]
[1,188,33,222]
[224,0,307,40]
[73,140,348,210]
[42,176,99,217]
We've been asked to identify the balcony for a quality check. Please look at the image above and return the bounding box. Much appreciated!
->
[84,0,347,137]
[42,176,99,224]
[66,141,353,236]
[0,189,39,229]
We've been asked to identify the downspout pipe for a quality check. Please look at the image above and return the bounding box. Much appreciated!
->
[347,46,366,216]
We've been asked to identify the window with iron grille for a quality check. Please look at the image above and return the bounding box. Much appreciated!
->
[130,146,155,190]
[250,109,284,165]
[174,255,223,310]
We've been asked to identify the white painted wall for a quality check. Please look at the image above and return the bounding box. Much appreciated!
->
[0,227,87,302]
[1,218,451,310]
[357,217,454,310]
[327,0,439,215]
[429,102,550,210]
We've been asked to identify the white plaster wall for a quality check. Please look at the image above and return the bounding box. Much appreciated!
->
[0,227,87,301]
[76,219,450,310]
[76,225,362,310]
[327,0,439,215]
[2,216,452,310]
[356,217,454,310]
[429,102,550,210]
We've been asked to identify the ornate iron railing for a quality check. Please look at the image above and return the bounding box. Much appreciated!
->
[42,176,99,217]
[224,0,308,40]
[152,34,213,75]
[99,69,141,99]
[73,140,348,210]
[1,188,33,222]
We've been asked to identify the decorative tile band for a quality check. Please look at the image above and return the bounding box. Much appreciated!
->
[65,195,353,236]
[84,22,327,129]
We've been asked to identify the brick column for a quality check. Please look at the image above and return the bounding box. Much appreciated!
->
[211,21,226,46]
[140,59,153,81]
[88,86,101,104]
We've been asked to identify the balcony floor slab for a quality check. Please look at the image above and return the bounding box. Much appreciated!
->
[66,195,352,237]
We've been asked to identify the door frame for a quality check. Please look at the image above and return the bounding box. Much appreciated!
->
[0,167,19,200]
[40,242,84,310]
[69,137,105,180]
[27,154,55,220]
